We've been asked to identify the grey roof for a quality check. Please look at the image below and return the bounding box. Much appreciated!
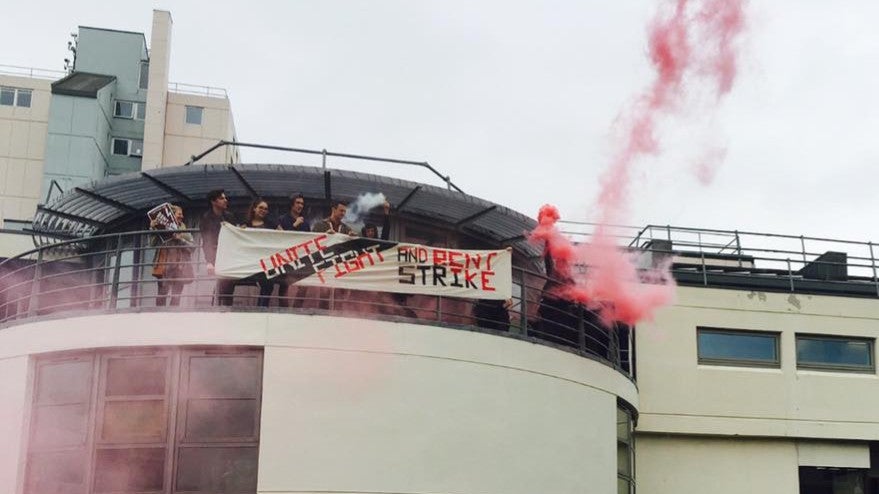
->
[51,72,116,98]
[33,164,541,259]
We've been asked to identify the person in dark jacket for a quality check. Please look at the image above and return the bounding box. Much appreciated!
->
[277,194,310,232]
[242,198,285,308]
[199,189,237,306]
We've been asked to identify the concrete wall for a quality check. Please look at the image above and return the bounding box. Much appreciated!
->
[636,435,800,494]
[637,286,879,439]
[142,10,172,171]
[74,27,148,98]
[0,75,50,222]
[0,311,636,494]
[42,83,114,197]
[162,92,237,165]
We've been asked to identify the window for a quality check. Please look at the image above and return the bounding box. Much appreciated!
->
[185,105,203,125]
[697,327,780,367]
[0,86,31,107]
[139,61,150,90]
[799,467,866,494]
[617,407,635,494]
[796,334,874,372]
[24,347,262,494]
[112,138,144,157]
[114,101,146,120]
[17,88,32,107]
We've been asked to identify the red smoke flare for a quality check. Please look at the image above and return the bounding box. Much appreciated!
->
[531,0,746,326]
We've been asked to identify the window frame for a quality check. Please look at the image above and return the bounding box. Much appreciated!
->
[696,327,781,368]
[617,406,635,494]
[114,100,145,120]
[185,105,204,125]
[24,347,263,494]
[16,88,32,107]
[796,333,875,373]
[0,86,31,107]
[111,137,144,157]
[139,61,150,90]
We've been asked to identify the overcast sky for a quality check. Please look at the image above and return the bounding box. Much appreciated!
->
[3,1,879,245]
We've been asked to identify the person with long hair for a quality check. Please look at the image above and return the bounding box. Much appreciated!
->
[151,205,195,306]
[242,198,286,307]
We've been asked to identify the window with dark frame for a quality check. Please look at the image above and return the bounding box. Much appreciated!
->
[24,347,262,494]
[697,327,780,367]
[796,334,874,372]
[112,138,129,156]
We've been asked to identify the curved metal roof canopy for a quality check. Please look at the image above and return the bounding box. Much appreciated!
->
[33,164,540,258]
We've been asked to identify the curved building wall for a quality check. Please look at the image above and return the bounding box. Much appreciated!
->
[0,311,636,494]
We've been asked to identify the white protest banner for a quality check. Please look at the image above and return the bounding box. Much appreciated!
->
[215,223,512,300]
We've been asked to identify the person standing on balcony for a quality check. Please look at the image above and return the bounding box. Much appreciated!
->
[312,200,356,236]
[200,189,237,306]
[277,194,310,232]
[150,205,195,307]
[243,198,285,308]
[361,199,392,240]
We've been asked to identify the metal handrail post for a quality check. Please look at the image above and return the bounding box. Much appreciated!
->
[577,305,586,352]
[520,281,529,337]
[870,242,878,297]
[26,249,44,318]
[321,149,327,170]
[735,230,742,267]
[800,236,807,265]
[109,236,123,309]
[701,249,708,286]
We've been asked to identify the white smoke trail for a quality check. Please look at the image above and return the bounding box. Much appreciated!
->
[343,192,387,232]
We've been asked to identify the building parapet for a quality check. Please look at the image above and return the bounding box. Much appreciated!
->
[0,64,66,81]
[167,81,228,99]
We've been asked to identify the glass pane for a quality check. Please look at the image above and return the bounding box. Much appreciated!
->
[617,477,631,494]
[617,443,631,475]
[26,450,86,494]
[16,89,32,107]
[94,447,165,493]
[176,446,258,493]
[33,404,88,448]
[114,100,133,118]
[185,105,203,125]
[130,139,144,157]
[36,360,92,404]
[186,399,257,439]
[617,408,630,442]
[136,101,146,119]
[0,87,14,105]
[139,62,149,90]
[102,400,166,440]
[797,337,872,368]
[698,330,777,363]
[112,139,129,155]
[189,356,259,398]
[106,357,166,396]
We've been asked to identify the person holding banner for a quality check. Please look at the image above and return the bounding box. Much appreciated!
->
[150,205,195,307]
[200,189,238,306]
[278,194,310,232]
[312,200,356,236]
[243,198,287,307]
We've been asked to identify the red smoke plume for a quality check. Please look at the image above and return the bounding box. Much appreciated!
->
[531,0,746,326]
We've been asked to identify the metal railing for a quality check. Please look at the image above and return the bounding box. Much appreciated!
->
[0,64,66,80]
[0,230,630,375]
[185,141,465,193]
[167,81,228,98]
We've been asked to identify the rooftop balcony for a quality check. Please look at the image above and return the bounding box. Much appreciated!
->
[0,228,631,377]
